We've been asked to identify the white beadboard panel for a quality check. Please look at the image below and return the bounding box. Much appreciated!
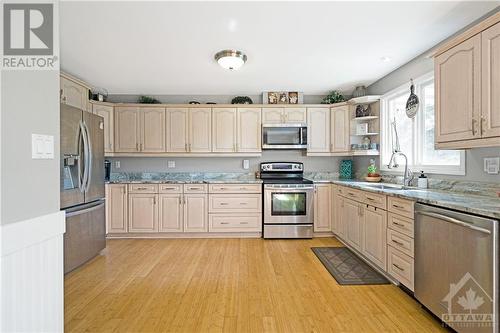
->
[0,211,65,333]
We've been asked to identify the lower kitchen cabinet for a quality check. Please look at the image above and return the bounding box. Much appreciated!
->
[128,193,159,232]
[344,197,362,251]
[106,184,128,233]
[184,194,208,232]
[314,184,331,232]
[361,205,387,270]
[158,194,183,232]
[334,193,346,239]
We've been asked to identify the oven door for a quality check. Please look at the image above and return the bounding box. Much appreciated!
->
[264,184,314,224]
[262,124,307,149]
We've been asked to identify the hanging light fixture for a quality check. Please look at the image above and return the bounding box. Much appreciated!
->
[214,50,247,70]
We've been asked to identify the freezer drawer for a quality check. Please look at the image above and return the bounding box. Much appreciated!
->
[64,200,106,273]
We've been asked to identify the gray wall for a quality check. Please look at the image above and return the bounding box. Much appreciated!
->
[110,150,354,173]
[1,71,60,225]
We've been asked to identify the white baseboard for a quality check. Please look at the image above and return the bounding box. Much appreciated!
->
[0,211,65,333]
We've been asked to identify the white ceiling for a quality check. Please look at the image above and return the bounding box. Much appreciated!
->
[60,1,499,95]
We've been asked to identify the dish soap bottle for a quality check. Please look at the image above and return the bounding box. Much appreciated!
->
[417,171,428,189]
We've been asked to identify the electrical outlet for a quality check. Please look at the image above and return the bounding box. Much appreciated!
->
[243,159,249,170]
[484,157,499,174]
[115,161,120,169]
[168,160,175,168]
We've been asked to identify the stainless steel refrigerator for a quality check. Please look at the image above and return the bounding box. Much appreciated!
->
[60,104,105,273]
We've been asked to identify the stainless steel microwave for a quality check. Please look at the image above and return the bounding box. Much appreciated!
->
[262,124,308,149]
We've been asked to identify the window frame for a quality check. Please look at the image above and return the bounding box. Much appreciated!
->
[380,71,465,176]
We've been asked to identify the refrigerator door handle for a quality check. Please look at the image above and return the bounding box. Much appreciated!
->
[65,200,105,217]
[83,121,93,193]
[79,121,89,192]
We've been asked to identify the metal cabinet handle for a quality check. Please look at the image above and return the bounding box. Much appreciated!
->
[239,202,247,205]
[392,239,404,246]
[481,117,486,135]
[392,204,404,209]
[163,187,177,190]
[185,143,188,151]
[136,187,148,190]
[393,221,405,227]
[240,222,248,225]
[220,222,229,225]
[220,203,229,205]
[392,263,404,271]
[189,187,201,190]
[366,197,375,201]
[416,211,491,234]
[472,118,477,136]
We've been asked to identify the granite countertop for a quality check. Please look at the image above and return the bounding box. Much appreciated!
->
[329,180,500,220]
[107,172,262,184]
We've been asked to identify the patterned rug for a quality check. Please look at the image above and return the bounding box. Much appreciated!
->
[311,247,389,285]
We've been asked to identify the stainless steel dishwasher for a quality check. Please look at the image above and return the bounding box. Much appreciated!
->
[415,203,498,333]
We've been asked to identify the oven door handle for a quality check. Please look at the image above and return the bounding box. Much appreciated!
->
[265,186,314,190]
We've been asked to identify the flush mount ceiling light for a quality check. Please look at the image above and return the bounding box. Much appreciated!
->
[214,50,247,70]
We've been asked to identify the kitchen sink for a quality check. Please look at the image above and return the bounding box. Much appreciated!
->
[363,183,405,190]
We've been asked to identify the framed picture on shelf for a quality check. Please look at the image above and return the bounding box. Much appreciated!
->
[262,91,304,104]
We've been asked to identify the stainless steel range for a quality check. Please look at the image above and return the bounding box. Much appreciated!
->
[261,162,314,239]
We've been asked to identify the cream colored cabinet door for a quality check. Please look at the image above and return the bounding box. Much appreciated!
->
[262,108,283,123]
[237,108,262,152]
[60,76,88,111]
[93,104,114,153]
[361,205,387,270]
[481,22,500,138]
[314,184,331,232]
[114,107,140,152]
[307,107,330,152]
[167,108,189,152]
[184,194,208,232]
[331,186,338,233]
[212,108,237,152]
[106,184,128,233]
[158,194,183,232]
[331,105,350,152]
[128,193,158,232]
[189,108,212,152]
[336,195,346,240]
[344,198,362,251]
[141,107,166,152]
[284,108,307,123]
[435,34,482,143]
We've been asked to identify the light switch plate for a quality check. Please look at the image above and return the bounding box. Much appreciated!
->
[115,161,121,169]
[243,159,249,170]
[31,134,54,159]
[484,157,500,174]
[168,160,175,168]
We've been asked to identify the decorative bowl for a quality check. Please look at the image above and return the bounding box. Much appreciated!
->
[365,176,382,182]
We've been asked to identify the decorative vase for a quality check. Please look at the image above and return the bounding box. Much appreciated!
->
[352,86,367,98]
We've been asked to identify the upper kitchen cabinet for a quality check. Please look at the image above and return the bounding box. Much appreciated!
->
[434,15,500,149]
[166,108,189,152]
[212,108,237,152]
[60,73,91,112]
[237,108,262,153]
[114,106,166,153]
[481,22,500,138]
[330,104,350,153]
[307,107,330,153]
[189,108,212,152]
[92,101,114,153]
[262,107,306,124]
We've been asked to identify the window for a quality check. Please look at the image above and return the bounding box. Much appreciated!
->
[380,72,465,175]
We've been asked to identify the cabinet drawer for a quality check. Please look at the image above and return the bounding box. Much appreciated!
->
[387,246,414,291]
[184,184,208,193]
[363,192,387,210]
[159,184,183,194]
[209,194,261,213]
[209,214,262,232]
[128,184,158,193]
[340,187,363,201]
[388,212,414,237]
[388,197,414,219]
[387,229,414,258]
[209,184,261,194]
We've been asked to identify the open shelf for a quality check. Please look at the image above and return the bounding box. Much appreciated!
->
[352,116,379,121]
[348,95,381,105]
[351,150,380,156]
[352,132,379,136]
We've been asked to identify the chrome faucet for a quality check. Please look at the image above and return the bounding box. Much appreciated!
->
[387,118,413,188]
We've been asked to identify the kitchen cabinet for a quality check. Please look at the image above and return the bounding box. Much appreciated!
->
[158,194,183,232]
[114,107,141,152]
[330,105,350,152]
[262,107,306,124]
[105,184,128,233]
[343,197,362,251]
[128,193,158,232]
[184,194,208,232]
[307,107,330,153]
[212,108,237,152]
[167,108,189,152]
[361,205,387,270]
[114,107,166,153]
[237,108,262,152]
[60,75,89,111]
[314,184,331,232]
[435,34,481,143]
[92,102,114,153]
[481,22,500,138]
[189,108,212,152]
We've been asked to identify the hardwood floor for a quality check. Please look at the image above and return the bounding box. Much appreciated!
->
[65,237,445,332]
